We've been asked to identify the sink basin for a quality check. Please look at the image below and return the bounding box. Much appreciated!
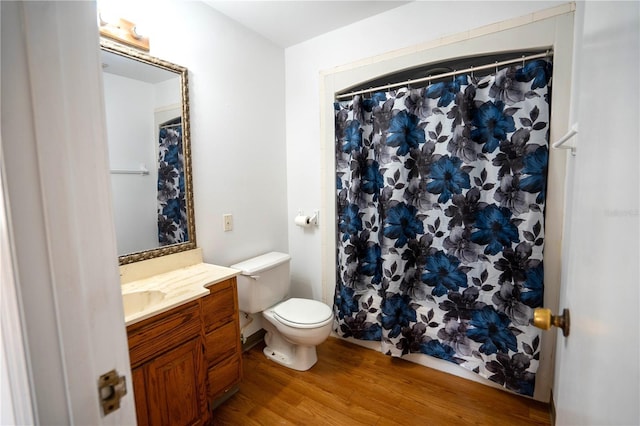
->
[122,290,166,317]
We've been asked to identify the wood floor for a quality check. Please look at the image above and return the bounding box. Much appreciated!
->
[212,337,550,425]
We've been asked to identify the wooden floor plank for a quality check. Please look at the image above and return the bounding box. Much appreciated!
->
[212,337,550,425]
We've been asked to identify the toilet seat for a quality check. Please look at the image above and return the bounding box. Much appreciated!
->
[273,298,333,329]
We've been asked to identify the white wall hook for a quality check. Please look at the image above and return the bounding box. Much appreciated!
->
[552,124,578,155]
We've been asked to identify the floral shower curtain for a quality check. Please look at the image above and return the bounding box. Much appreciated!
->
[157,118,188,245]
[333,59,551,396]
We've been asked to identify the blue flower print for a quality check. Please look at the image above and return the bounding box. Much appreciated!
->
[421,251,469,297]
[361,160,384,195]
[359,323,383,341]
[520,146,548,203]
[420,339,458,362]
[358,244,382,284]
[467,306,518,355]
[162,143,180,165]
[335,284,359,319]
[362,92,388,112]
[381,294,417,338]
[386,110,426,155]
[425,75,468,107]
[471,205,520,255]
[162,198,182,220]
[383,202,425,248]
[426,155,471,203]
[338,204,362,241]
[470,100,516,153]
[521,263,544,308]
[342,120,362,153]
[516,59,552,90]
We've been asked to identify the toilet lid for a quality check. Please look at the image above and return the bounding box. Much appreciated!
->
[273,298,333,327]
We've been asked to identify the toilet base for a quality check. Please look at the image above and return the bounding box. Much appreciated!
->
[263,343,318,371]
[262,326,318,371]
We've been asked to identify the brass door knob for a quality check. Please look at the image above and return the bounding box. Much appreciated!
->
[532,308,570,337]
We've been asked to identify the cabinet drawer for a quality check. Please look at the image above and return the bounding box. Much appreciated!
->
[127,301,201,367]
[202,278,237,331]
[204,321,239,365]
[208,355,242,401]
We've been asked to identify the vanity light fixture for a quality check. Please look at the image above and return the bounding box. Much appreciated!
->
[98,11,149,51]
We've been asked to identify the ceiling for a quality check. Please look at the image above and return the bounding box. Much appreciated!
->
[203,1,411,48]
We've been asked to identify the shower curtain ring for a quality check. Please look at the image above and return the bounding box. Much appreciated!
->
[452,71,456,82]
[522,55,526,67]
[495,61,498,73]
[470,66,474,79]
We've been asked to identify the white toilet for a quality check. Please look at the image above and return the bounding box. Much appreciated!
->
[231,252,333,371]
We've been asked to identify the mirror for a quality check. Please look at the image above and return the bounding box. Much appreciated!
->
[100,39,196,265]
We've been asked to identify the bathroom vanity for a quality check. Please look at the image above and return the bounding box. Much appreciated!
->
[122,260,242,425]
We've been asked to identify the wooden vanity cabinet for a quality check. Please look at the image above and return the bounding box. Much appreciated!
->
[201,277,243,409]
[126,277,243,425]
[127,300,208,426]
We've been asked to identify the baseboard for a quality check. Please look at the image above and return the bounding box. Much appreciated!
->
[242,329,266,352]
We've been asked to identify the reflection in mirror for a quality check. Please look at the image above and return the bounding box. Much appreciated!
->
[101,39,195,265]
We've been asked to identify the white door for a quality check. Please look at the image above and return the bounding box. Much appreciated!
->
[1,1,136,424]
[553,2,639,425]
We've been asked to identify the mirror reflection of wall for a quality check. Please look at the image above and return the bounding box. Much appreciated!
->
[102,50,181,255]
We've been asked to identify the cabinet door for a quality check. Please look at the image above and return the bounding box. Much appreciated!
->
[146,337,208,426]
[131,366,149,426]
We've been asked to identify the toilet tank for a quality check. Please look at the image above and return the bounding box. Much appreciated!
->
[230,252,291,314]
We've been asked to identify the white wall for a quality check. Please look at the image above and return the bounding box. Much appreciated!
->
[553,2,639,424]
[112,0,288,267]
[284,1,564,300]
[154,77,181,109]
[103,73,158,254]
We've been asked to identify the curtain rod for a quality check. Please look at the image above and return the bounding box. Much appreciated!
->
[335,50,553,100]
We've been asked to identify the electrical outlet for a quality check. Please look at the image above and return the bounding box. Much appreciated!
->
[223,214,233,231]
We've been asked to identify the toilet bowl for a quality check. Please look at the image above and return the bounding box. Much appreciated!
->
[231,252,333,371]
[262,298,333,371]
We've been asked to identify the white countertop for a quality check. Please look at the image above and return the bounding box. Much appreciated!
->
[121,263,240,326]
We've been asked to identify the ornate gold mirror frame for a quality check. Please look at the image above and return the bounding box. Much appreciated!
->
[100,39,196,265]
